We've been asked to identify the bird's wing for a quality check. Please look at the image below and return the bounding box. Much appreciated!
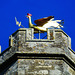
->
[34,16,54,27]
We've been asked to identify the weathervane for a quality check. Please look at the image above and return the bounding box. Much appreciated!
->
[15,13,64,32]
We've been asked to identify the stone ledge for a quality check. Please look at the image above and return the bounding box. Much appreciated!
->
[0,53,75,74]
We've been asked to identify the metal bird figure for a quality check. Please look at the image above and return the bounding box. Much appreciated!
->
[26,13,64,33]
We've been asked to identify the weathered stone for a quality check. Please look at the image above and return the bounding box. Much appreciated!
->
[0,28,75,75]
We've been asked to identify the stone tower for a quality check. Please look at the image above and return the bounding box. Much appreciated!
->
[0,28,75,75]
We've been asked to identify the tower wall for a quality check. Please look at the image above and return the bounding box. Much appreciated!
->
[0,28,75,75]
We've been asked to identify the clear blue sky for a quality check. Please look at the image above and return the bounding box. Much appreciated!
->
[0,0,75,52]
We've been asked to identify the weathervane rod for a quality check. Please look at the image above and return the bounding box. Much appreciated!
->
[39,30,40,39]
[20,25,25,28]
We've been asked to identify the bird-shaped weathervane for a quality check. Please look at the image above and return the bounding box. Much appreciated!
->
[15,13,64,33]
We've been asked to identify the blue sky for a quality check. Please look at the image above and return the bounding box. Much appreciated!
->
[0,0,75,52]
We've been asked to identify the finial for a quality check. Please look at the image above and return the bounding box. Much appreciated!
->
[15,17,25,28]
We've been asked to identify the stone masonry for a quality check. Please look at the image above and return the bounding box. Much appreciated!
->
[0,28,75,75]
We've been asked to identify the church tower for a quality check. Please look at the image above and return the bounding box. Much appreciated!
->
[0,28,75,75]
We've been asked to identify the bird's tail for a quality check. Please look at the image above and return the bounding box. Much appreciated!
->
[59,19,64,28]
[59,23,64,28]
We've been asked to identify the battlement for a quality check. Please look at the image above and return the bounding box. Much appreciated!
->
[9,28,71,47]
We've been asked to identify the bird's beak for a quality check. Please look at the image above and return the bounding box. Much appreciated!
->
[26,15,29,18]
